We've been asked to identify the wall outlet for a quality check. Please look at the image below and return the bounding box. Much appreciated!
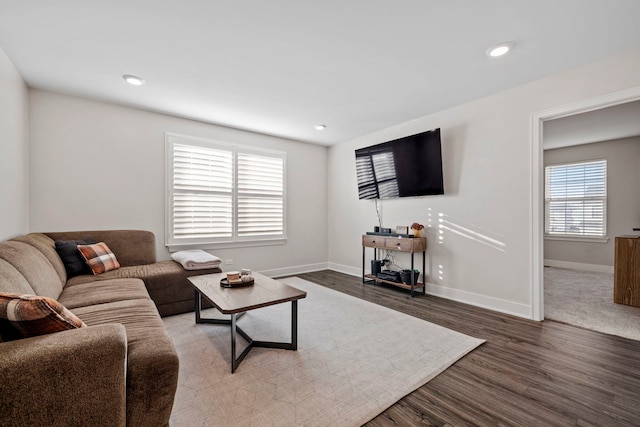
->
[224,259,233,265]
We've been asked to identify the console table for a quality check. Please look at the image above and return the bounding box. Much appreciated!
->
[362,234,427,297]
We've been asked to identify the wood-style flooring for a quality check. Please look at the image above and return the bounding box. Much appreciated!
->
[294,270,640,427]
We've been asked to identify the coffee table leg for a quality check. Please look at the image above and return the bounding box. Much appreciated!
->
[194,290,202,323]
[291,300,298,350]
[231,313,238,373]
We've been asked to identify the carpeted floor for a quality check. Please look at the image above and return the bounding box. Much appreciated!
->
[164,277,484,427]
[544,267,640,340]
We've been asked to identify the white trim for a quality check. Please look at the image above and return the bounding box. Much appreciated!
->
[260,262,329,278]
[424,282,531,319]
[530,84,640,322]
[531,107,544,321]
[543,259,614,274]
[328,262,362,278]
[544,235,609,243]
[326,266,530,318]
[165,131,286,156]
[164,132,287,248]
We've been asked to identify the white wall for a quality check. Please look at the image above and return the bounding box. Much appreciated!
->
[28,90,328,275]
[328,47,640,319]
[543,100,640,150]
[0,46,29,240]
[544,136,640,269]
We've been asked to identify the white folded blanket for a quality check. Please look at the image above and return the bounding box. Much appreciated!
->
[171,250,222,270]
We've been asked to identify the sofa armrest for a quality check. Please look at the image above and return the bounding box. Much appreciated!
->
[0,324,127,426]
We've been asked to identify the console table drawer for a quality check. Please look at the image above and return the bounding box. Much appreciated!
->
[362,235,426,252]
[386,239,414,251]
[362,235,384,248]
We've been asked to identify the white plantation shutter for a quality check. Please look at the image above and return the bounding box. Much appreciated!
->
[166,134,286,247]
[172,143,233,239]
[545,160,606,237]
[237,152,285,237]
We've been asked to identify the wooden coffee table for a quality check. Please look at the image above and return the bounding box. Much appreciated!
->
[187,272,307,373]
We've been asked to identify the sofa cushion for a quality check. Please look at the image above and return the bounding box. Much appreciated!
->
[45,230,156,267]
[55,238,94,278]
[67,262,192,303]
[65,260,220,316]
[0,293,86,342]
[10,233,68,285]
[0,258,35,296]
[71,298,179,426]
[59,278,150,310]
[0,241,64,299]
[78,242,121,275]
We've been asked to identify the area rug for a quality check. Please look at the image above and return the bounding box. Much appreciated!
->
[164,277,484,426]
[544,267,640,340]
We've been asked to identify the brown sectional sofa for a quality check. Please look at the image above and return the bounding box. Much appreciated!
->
[0,230,221,426]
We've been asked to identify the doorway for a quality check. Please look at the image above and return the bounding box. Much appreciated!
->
[531,86,640,321]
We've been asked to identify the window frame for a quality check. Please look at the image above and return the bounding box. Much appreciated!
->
[165,132,287,251]
[544,158,607,241]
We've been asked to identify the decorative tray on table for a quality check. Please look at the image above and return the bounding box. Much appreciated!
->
[220,277,254,288]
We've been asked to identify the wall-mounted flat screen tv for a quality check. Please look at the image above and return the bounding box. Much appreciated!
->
[355,128,443,199]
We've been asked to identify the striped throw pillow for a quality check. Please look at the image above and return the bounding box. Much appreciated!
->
[77,242,121,275]
[0,293,86,342]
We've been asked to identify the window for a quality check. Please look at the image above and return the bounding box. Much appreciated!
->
[165,133,286,249]
[544,159,606,238]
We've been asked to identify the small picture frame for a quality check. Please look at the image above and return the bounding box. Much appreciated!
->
[395,226,408,235]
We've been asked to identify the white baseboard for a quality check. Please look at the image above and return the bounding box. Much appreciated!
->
[424,282,531,319]
[544,259,614,274]
[325,266,532,319]
[258,263,532,319]
[327,262,361,277]
[260,262,329,278]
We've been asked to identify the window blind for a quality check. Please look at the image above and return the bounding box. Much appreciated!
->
[167,135,286,247]
[544,160,606,237]
[172,143,233,239]
[237,152,284,237]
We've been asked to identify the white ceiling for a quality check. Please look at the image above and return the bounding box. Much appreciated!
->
[1,0,640,146]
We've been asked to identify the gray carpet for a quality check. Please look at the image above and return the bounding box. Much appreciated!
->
[164,277,484,426]
[544,267,640,340]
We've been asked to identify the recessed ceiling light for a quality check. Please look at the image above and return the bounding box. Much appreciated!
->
[486,42,514,58]
[315,124,327,131]
[123,74,146,86]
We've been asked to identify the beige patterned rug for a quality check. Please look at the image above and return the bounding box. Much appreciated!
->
[164,277,484,426]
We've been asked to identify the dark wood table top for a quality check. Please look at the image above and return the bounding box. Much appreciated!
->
[188,272,307,314]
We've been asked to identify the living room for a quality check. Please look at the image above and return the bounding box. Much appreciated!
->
[2,2,640,426]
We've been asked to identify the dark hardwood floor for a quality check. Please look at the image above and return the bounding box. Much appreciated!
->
[294,270,640,427]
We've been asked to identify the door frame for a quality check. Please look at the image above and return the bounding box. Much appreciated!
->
[530,85,640,321]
